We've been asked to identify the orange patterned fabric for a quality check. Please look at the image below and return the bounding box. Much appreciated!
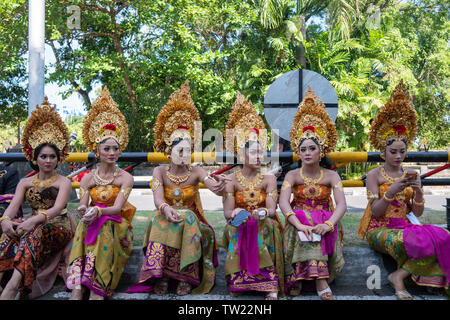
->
[163,185,210,227]
[291,184,333,212]
[89,185,136,229]
[235,189,266,212]
[358,183,413,239]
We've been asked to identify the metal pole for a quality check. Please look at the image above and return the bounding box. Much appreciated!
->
[28,0,45,116]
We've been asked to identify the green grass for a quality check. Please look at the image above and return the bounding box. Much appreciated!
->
[67,202,447,247]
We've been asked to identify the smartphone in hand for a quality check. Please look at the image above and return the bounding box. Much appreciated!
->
[406,172,417,180]
[230,210,251,227]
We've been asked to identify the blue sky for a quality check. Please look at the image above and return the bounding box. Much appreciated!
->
[44,43,101,120]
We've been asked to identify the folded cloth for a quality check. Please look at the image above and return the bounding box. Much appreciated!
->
[84,204,122,245]
[237,217,260,276]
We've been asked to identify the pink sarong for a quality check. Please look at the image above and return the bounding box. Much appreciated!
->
[84,204,122,245]
[237,217,260,276]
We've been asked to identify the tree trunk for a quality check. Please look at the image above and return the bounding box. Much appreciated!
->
[295,15,307,68]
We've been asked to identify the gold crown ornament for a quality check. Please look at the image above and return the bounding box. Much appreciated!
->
[369,80,417,151]
[153,80,201,155]
[21,97,70,163]
[290,87,337,156]
[82,87,129,152]
[225,91,267,154]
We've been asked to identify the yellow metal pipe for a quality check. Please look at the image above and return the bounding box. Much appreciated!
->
[327,152,368,163]
[67,153,90,162]
[147,152,167,163]
[72,179,365,189]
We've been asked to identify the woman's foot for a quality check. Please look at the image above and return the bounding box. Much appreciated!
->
[154,278,169,295]
[176,281,191,296]
[89,290,105,300]
[265,292,278,300]
[316,279,333,300]
[388,272,413,300]
[69,286,85,300]
[289,281,302,296]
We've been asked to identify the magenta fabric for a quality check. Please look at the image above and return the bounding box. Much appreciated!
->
[0,195,22,218]
[237,217,260,276]
[387,217,450,284]
[84,204,122,245]
[294,209,338,256]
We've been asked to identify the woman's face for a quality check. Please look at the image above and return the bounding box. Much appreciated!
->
[244,141,263,169]
[298,139,321,165]
[98,138,120,164]
[36,146,58,173]
[384,140,407,166]
[171,139,191,166]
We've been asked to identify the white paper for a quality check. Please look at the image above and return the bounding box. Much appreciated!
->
[298,231,322,242]
[406,212,421,225]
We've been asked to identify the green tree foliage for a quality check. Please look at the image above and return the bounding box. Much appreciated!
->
[0,0,448,155]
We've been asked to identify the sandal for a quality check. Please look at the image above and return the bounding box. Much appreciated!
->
[176,281,191,296]
[317,287,334,300]
[289,281,302,296]
[388,274,413,300]
[265,292,278,300]
[154,278,169,295]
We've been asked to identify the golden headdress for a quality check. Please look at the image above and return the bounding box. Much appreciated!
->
[369,80,417,150]
[153,80,201,155]
[290,87,337,155]
[21,97,70,163]
[82,87,129,152]
[225,92,267,153]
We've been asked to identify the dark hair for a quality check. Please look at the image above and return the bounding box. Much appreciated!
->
[298,137,333,169]
[30,143,60,171]
[168,138,191,154]
[99,137,119,146]
[386,139,408,147]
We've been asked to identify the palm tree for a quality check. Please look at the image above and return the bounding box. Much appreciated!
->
[259,0,361,67]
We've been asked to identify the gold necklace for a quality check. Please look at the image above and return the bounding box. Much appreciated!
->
[236,169,263,210]
[33,173,58,189]
[236,169,263,190]
[381,166,406,184]
[299,167,323,198]
[166,165,192,185]
[93,166,119,186]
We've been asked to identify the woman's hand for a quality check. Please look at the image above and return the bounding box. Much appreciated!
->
[209,175,232,195]
[409,174,422,192]
[16,216,41,236]
[297,224,315,241]
[1,220,19,238]
[386,177,413,197]
[313,223,332,235]
[80,206,98,226]
[253,208,268,221]
[229,207,250,225]
[162,206,183,224]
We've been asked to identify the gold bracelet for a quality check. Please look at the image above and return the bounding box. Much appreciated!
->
[285,211,296,219]
[383,193,395,202]
[0,216,11,224]
[413,198,425,206]
[39,210,49,224]
[158,203,168,213]
[324,220,335,232]
[95,206,102,218]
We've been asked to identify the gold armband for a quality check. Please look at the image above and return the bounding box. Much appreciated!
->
[383,193,395,202]
[94,206,102,218]
[366,189,379,201]
[412,198,425,206]
[281,180,291,191]
[333,181,344,192]
[120,187,132,200]
[285,211,296,219]
[151,178,162,192]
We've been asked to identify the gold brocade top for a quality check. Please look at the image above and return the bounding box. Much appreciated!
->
[291,184,333,212]
[24,186,70,229]
[357,183,413,239]
[235,188,266,212]
[163,185,210,227]
[89,185,136,229]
